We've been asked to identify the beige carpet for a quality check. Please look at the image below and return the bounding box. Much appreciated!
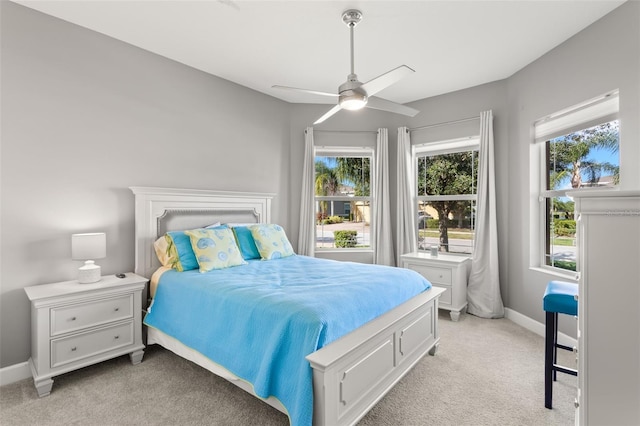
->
[0,312,576,425]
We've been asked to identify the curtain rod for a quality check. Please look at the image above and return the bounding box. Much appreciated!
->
[408,115,479,132]
[310,129,378,134]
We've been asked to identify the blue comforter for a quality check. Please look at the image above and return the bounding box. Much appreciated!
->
[144,255,431,426]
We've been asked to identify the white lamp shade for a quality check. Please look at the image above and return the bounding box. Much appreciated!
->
[72,233,106,260]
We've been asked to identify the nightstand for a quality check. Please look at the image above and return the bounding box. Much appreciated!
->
[401,252,471,321]
[24,273,146,397]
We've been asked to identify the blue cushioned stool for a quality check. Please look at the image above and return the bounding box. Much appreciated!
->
[543,280,578,409]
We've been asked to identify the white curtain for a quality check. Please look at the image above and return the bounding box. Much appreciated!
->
[297,127,315,257]
[373,128,395,266]
[396,127,418,266]
[467,111,505,318]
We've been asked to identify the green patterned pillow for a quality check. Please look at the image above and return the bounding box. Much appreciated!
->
[185,227,246,272]
[249,224,295,260]
[153,236,174,268]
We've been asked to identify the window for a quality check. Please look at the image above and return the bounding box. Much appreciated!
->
[315,147,373,250]
[414,137,479,254]
[535,91,619,273]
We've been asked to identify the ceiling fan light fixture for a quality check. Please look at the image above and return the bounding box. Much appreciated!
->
[339,90,368,110]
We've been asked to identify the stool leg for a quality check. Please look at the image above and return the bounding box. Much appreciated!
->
[553,312,558,382]
[545,311,555,409]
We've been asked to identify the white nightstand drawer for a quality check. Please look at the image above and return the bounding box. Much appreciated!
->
[51,321,134,368]
[435,285,452,306]
[51,294,134,336]
[410,265,452,285]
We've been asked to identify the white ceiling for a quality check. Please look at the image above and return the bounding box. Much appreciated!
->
[14,0,625,106]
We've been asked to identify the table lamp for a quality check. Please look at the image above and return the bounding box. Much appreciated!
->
[72,232,106,283]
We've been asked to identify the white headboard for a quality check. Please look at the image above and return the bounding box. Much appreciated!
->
[130,187,275,279]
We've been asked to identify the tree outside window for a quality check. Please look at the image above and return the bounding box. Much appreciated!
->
[416,147,478,254]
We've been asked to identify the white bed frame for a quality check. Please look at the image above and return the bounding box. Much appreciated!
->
[131,186,444,426]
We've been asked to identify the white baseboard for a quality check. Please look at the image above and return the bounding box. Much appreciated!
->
[0,361,31,386]
[505,308,577,348]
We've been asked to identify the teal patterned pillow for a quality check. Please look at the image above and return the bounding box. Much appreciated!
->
[231,226,261,260]
[249,224,295,260]
[163,231,200,271]
[185,227,246,272]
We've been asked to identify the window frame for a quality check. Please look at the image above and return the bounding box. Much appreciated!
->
[534,91,620,275]
[314,146,375,253]
[413,136,480,255]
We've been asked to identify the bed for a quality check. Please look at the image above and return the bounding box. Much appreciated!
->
[131,186,444,426]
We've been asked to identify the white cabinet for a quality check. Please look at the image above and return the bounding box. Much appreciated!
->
[401,252,470,321]
[571,190,640,425]
[24,273,146,397]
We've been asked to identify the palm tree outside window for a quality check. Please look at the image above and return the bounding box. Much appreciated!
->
[535,91,619,273]
[314,148,373,250]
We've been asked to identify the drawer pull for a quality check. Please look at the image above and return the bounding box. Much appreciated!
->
[71,347,77,352]
[70,317,77,321]
[114,335,120,340]
[114,307,119,312]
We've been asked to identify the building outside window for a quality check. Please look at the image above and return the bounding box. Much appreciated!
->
[315,147,373,251]
[415,137,479,254]
[535,91,619,273]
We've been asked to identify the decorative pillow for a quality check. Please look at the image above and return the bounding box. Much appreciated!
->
[153,222,222,271]
[185,227,246,272]
[249,224,295,260]
[232,226,261,260]
[163,231,200,271]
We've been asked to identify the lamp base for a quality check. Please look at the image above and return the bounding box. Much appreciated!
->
[78,260,101,284]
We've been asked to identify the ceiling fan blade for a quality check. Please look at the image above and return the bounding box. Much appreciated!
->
[365,96,419,117]
[360,65,415,97]
[272,85,338,98]
[314,105,343,125]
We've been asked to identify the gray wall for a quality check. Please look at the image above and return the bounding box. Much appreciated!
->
[1,1,638,368]
[1,2,291,367]
[505,0,640,332]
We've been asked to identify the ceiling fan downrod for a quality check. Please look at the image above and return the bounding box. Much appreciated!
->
[338,9,367,110]
[342,9,362,79]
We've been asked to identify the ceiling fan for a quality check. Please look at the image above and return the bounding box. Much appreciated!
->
[273,9,420,125]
